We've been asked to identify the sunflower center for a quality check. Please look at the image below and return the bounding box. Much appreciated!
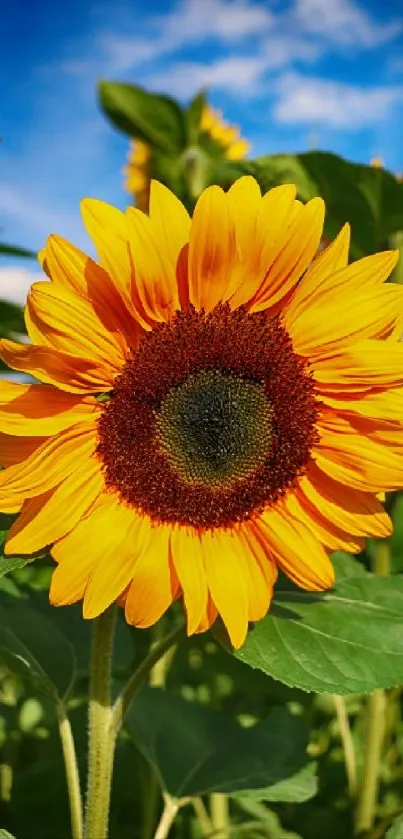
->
[156,370,274,489]
[96,304,319,529]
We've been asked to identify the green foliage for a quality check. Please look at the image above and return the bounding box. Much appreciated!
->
[229,565,403,694]
[0,243,35,259]
[98,81,187,152]
[388,816,403,838]
[127,685,315,799]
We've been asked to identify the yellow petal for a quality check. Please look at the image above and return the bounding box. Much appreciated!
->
[0,340,114,393]
[312,340,403,389]
[288,223,351,312]
[5,464,104,555]
[249,197,325,313]
[285,280,403,357]
[0,381,99,435]
[0,433,46,467]
[188,185,236,312]
[316,414,403,491]
[259,501,335,591]
[26,281,126,372]
[126,207,180,323]
[81,199,136,320]
[201,529,249,649]
[0,421,98,509]
[44,234,138,343]
[228,184,297,308]
[300,463,392,538]
[124,521,176,628]
[170,525,208,635]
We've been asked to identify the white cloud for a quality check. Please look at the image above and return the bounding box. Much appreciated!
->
[0,266,43,306]
[99,0,274,75]
[146,55,271,98]
[273,73,403,128]
[292,0,402,47]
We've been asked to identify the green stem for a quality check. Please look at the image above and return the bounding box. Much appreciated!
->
[57,700,84,839]
[210,794,230,839]
[355,690,386,835]
[84,606,117,839]
[333,694,357,798]
[111,623,185,734]
[153,794,186,839]
[355,541,390,835]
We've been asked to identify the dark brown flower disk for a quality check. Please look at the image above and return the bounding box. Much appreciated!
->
[96,304,320,529]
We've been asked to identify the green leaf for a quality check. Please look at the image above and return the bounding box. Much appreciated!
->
[387,816,403,838]
[0,831,17,839]
[186,89,208,143]
[127,686,313,799]
[233,761,317,804]
[231,573,403,694]
[0,604,76,700]
[0,242,36,258]
[0,552,36,579]
[215,151,403,258]
[98,81,186,152]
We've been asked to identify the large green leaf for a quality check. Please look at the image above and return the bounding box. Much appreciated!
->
[127,686,313,799]
[215,151,403,258]
[98,81,186,152]
[230,570,403,694]
[0,553,36,579]
[233,761,317,804]
[0,604,76,700]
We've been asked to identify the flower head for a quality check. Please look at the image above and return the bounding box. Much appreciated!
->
[124,104,249,210]
[0,177,401,648]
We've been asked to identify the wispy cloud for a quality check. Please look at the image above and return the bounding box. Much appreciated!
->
[273,72,403,128]
[292,0,402,48]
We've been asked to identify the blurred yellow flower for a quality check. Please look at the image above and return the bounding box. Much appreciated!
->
[124,104,250,211]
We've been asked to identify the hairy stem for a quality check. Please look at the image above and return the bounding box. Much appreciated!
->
[57,700,83,839]
[84,606,117,839]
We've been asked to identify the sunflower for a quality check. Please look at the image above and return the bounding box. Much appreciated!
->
[124,104,249,211]
[0,177,402,649]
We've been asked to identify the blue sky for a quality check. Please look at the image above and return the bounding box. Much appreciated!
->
[1,0,403,302]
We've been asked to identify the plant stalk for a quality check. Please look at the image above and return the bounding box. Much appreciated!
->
[57,700,84,839]
[153,794,180,839]
[333,694,357,798]
[84,606,117,839]
[355,540,390,835]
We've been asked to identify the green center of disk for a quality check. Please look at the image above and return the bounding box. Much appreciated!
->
[155,369,274,489]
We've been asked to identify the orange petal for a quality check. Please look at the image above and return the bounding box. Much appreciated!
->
[228,184,297,308]
[0,421,98,509]
[149,180,191,280]
[315,414,403,492]
[226,176,262,262]
[312,340,403,389]
[201,529,250,649]
[249,197,325,313]
[0,381,99,435]
[124,521,177,628]
[0,433,47,467]
[5,463,104,555]
[285,280,403,357]
[188,185,236,312]
[300,463,392,538]
[170,526,208,635]
[80,199,135,319]
[291,248,397,320]
[285,488,367,553]
[321,387,403,423]
[26,281,126,371]
[43,234,138,345]
[126,206,180,323]
[0,340,115,393]
[259,501,335,591]
[51,492,136,609]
